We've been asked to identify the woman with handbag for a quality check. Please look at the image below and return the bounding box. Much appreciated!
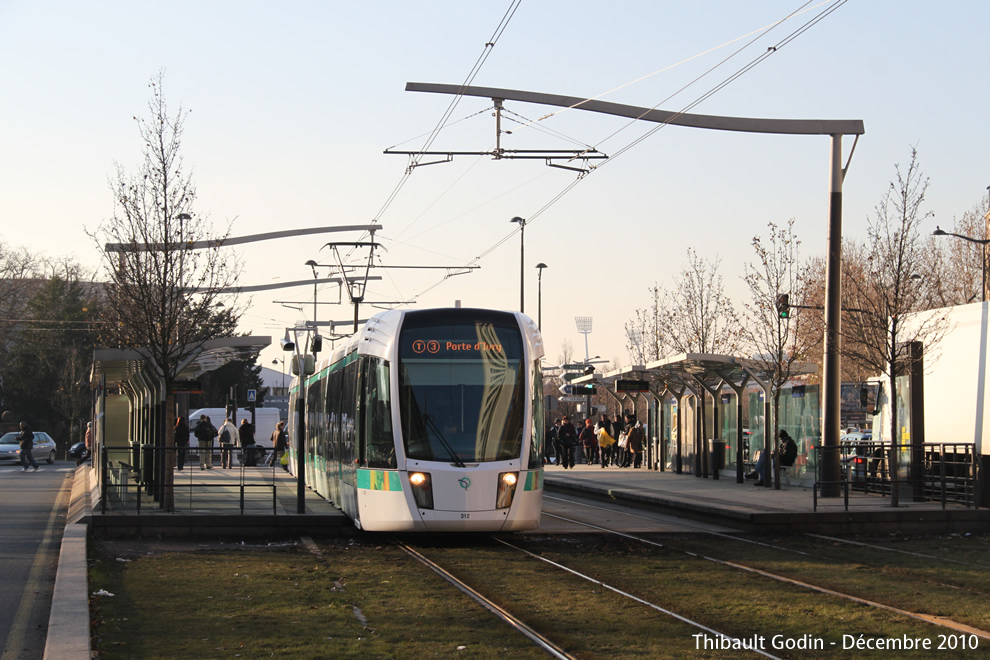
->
[596,413,616,467]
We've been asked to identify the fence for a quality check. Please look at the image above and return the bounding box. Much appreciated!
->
[100,443,295,514]
[813,441,980,511]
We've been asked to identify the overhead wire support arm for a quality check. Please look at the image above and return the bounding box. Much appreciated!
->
[105,224,382,253]
[384,149,606,173]
[386,90,607,173]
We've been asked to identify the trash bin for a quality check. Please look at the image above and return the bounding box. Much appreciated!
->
[709,439,726,479]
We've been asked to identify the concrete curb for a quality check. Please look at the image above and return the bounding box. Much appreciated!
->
[44,466,92,660]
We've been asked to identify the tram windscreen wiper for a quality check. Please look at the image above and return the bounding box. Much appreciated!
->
[423,415,467,468]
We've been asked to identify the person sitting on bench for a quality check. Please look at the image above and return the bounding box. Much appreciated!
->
[747,430,797,486]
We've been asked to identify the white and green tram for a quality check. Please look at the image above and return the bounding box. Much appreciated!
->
[287,307,546,531]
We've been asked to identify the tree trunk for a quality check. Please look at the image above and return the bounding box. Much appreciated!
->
[888,361,900,508]
[164,392,175,512]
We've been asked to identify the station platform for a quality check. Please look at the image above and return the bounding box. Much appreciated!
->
[45,461,990,659]
[542,462,990,535]
[74,463,347,538]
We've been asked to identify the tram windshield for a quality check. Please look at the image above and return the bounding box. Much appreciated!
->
[398,310,525,464]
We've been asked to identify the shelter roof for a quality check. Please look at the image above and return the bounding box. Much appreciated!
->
[90,336,271,387]
[574,352,817,394]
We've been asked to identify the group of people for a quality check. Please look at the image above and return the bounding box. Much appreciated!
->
[547,413,645,469]
[173,415,288,470]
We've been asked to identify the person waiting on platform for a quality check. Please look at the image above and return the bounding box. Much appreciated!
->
[556,416,578,469]
[625,417,645,468]
[596,413,616,467]
[239,418,261,466]
[194,415,217,470]
[547,418,561,465]
[217,417,239,469]
[747,430,798,486]
[580,418,598,465]
[268,421,288,468]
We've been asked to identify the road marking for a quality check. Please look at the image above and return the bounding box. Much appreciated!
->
[1,478,69,660]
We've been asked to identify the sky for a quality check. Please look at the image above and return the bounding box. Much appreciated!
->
[2,1,989,374]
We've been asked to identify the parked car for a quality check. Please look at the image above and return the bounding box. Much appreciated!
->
[0,431,57,464]
[69,441,90,464]
[840,431,881,482]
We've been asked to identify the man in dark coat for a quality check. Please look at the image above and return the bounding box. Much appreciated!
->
[18,421,40,472]
[555,415,578,469]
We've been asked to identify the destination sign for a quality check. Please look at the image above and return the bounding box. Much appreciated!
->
[615,379,650,392]
[409,339,504,355]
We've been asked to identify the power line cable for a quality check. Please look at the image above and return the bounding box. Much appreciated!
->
[370,0,523,230]
[405,0,849,303]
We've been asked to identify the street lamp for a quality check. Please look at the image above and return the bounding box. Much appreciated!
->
[272,359,285,391]
[305,260,319,322]
[510,216,526,313]
[535,262,547,331]
[933,226,990,302]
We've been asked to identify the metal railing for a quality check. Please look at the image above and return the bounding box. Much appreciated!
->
[813,441,979,510]
[99,443,292,515]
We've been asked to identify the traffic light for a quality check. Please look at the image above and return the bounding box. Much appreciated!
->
[776,293,790,319]
[571,384,596,395]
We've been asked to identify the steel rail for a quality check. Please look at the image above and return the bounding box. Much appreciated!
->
[395,542,575,660]
[491,536,782,660]
[542,498,990,641]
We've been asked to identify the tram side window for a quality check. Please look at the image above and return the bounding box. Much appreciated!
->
[363,357,396,469]
[340,359,359,485]
[529,360,544,469]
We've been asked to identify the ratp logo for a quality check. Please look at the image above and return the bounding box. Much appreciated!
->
[458,477,471,490]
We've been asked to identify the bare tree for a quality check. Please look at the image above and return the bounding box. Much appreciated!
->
[556,338,574,367]
[624,250,739,359]
[662,249,739,355]
[740,219,816,486]
[0,241,38,341]
[90,72,240,508]
[841,148,948,506]
[0,248,100,435]
[793,247,882,386]
[0,241,38,413]
[92,72,240,388]
[930,198,990,305]
[624,283,670,364]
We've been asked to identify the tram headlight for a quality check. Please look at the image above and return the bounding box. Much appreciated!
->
[496,471,519,509]
[409,472,434,509]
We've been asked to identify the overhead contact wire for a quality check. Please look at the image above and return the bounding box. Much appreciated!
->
[412,1,848,303]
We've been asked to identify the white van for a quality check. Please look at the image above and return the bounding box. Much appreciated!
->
[188,408,282,447]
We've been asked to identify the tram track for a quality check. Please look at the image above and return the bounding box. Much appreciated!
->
[805,532,990,570]
[395,541,576,660]
[295,493,990,657]
[396,534,782,659]
[546,493,990,597]
[542,493,990,642]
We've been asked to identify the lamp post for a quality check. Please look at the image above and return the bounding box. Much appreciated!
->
[510,217,526,313]
[536,262,547,331]
[933,226,990,302]
[305,259,319,322]
[272,359,285,392]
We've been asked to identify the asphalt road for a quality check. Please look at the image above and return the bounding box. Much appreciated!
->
[0,461,73,660]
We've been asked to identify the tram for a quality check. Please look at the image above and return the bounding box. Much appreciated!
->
[287,307,546,532]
